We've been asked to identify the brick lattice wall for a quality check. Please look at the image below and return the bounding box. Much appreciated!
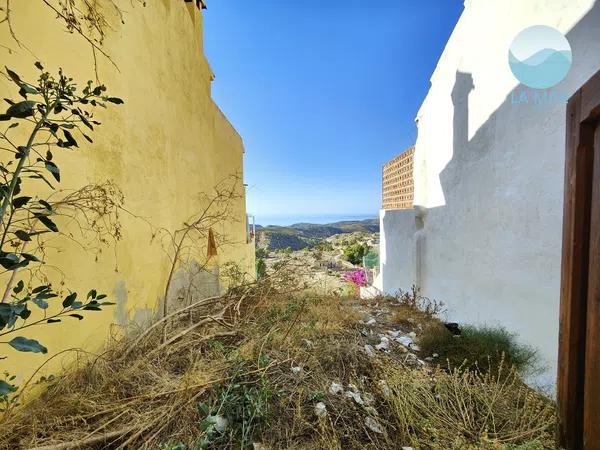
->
[382,146,414,210]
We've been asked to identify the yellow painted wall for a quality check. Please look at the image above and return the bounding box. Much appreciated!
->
[0,1,255,385]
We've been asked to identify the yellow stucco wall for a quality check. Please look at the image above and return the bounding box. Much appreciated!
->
[0,1,255,385]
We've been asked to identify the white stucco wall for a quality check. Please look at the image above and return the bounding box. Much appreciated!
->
[380,0,600,391]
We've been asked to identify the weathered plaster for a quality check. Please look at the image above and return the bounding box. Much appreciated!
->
[0,1,255,383]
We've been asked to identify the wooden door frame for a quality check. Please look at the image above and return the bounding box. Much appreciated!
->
[558,69,600,449]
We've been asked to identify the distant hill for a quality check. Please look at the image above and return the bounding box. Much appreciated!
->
[256,218,379,251]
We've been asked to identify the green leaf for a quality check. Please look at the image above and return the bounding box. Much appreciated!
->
[8,337,47,354]
[0,380,17,396]
[32,298,48,309]
[0,253,20,270]
[45,161,60,182]
[87,289,97,300]
[82,305,102,311]
[13,280,24,294]
[38,200,52,211]
[21,253,40,262]
[46,318,61,323]
[14,230,31,242]
[5,101,37,119]
[34,214,58,232]
[69,313,84,320]
[12,196,31,208]
[34,61,44,70]
[20,83,39,95]
[5,67,21,85]
[32,285,49,294]
[29,173,54,189]
[62,292,77,308]
[62,129,78,148]
[106,97,124,104]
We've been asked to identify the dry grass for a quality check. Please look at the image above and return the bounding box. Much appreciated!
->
[0,272,556,450]
[385,364,556,449]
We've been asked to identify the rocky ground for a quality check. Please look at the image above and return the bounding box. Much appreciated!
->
[263,231,378,295]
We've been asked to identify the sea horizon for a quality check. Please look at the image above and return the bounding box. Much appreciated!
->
[253,213,378,227]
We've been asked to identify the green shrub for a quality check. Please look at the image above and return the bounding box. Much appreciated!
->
[343,242,369,265]
[199,365,278,448]
[420,324,539,375]
[256,257,267,279]
[255,247,268,259]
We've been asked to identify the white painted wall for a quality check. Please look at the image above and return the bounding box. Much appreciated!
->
[380,0,600,391]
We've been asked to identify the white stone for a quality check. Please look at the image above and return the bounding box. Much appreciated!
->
[329,382,344,395]
[314,402,327,418]
[363,344,375,358]
[397,336,413,347]
[364,416,384,434]
[345,390,364,405]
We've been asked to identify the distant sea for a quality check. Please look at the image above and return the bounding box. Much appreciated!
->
[254,213,377,227]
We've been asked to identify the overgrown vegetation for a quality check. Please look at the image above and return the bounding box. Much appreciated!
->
[420,323,540,376]
[255,257,266,279]
[343,242,369,265]
[0,269,556,449]
[386,364,555,448]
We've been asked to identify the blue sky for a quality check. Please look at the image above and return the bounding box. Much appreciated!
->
[203,1,464,224]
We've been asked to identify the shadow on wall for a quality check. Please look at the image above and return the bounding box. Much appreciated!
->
[382,0,600,390]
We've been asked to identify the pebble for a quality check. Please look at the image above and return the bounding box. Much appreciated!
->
[314,402,327,418]
[345,390,364,405]
[364,416,384,434]
[329,382,344,395]
[397,336,413,347]
[291,366,303,375]
[365,318,376,325]
[363,344,375,358]
[375,336,390,351]
[378,380,391,398]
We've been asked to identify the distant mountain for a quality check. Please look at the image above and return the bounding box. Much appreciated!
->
[256,218,379,251]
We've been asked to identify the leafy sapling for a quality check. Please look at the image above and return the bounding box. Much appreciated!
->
[0,63,123,404]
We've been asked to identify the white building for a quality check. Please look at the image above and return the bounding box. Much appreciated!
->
[376,0,600,390]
